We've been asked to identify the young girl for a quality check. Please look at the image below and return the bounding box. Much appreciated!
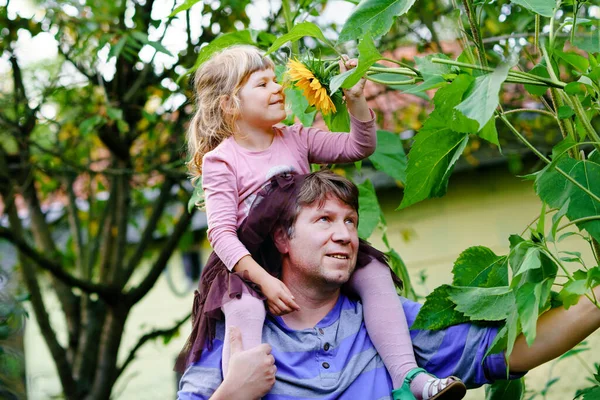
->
[178,45,466,400]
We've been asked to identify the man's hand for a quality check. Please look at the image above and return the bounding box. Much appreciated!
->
[260,274,301,316]
[215,327,277,400]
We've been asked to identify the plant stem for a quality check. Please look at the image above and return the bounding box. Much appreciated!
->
[461,0,487,67]
[557,216,600,232]
[571,2,580,44]
[571,95,600,150]
[502,109,557,119]
[499,114,600,204]
[430,58,566,88]
[550,88,578,158]
[591,238,600,266]
[281,0,298,56]
[381,58,420,73]
[367,76,418,85]
[535,14,541,56]
[368,66,418,77]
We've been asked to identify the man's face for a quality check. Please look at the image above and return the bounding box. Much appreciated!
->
[282,196,359,288]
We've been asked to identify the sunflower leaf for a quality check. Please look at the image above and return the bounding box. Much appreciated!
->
[534,157,600,242]
[338,0,418,43]
[510,0,556,18]
[368,130,407,184]
[357,179,383,239]
[398,76,473,209]
[455,57,516,131]
[188,30,255,73]
[330,34,381,93]
[265,22,329,55]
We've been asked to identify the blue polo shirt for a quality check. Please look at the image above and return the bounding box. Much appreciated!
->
[178,294,512,399]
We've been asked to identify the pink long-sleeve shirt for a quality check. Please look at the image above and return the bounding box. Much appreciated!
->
[202,111,377,270]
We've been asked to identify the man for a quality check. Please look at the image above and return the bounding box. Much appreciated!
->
[178,170,600,400]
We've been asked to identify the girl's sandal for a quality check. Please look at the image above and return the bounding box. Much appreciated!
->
[391,368,467,400]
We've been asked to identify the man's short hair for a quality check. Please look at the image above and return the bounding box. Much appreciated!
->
[280,170,359,238]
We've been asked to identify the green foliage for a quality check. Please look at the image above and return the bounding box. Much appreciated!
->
[535,157,600,242]
[411,285,470,330]
[266,22,330,55]
[399,75,475,209]
[510,0,555,18]
[485,378,525,400]
[455,57,515,131]
[357,179,384,239]
[338,0,417,42]
[452,247,508,287]
[330,35,381,93]
[368,130,407,184]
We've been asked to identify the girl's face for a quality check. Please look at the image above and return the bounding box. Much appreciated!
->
[236,68,286,130]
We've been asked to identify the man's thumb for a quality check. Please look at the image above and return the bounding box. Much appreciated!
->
[229,326,243,354]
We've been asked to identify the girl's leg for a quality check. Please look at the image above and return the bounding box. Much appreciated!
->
[221,287,266,375]
[348,258,456,399]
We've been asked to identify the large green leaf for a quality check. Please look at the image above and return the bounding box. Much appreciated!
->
[399,76,475,209]
[510,0,555,17]
[485,379,525,400]
[284,86,316,127]
[558,270,589,309]
[516,281,542,346]
[455,58,514,130]
[322,94,350,132]
[572,31,600,53]
[535,157,600,242]
[524,64,551,96]
[452,246,508,287]
[357,179,383,239]
[448,286,515,321]
[330,35,381,94]
[479,117,500,146]
[411,285,470,330]
[386,248,415,299]
[338,0,417,43]
[414,54,454,80]
[190,30,255,72]
[265,22,328,55]
[368,130,407,184]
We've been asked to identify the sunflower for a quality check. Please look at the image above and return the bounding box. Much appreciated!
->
[286,58,337,115]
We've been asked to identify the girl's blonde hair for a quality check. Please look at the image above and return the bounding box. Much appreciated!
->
[186,45,275,182]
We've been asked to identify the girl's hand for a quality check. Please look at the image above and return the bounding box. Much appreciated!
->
[339,54,366,101]
[260,275,301,316]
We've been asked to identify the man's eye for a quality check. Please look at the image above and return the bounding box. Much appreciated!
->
[318,216,329,222]
[258,82,266,87]
[345,219,356,225]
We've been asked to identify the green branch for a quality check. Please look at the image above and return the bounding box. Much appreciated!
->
[499,114,600,204]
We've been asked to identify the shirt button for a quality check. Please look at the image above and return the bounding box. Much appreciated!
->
[324,343,330,351]
[322,362,330,369]
[318,328,324,335]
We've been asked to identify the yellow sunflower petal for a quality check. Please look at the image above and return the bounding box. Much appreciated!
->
[286,58,337,115]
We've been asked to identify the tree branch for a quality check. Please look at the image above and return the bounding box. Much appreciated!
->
[125,207,196,305]
[0,150,78,398]
[116,312,191,380]
[57,45,94,82]
[0,226,118,299]
[120,177,174,286]
[63,174,86,276]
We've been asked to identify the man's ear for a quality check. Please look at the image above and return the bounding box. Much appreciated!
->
[272,227,289,254]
